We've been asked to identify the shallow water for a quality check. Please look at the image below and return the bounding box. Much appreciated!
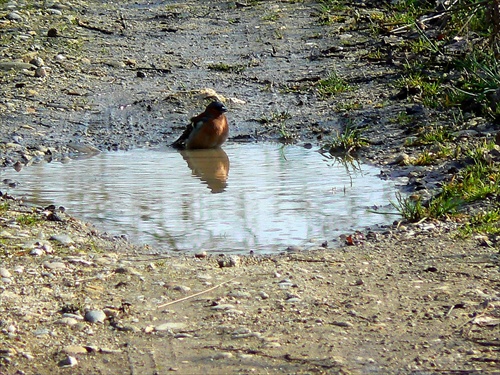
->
[1,143,400,253]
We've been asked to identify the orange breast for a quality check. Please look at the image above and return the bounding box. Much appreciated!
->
[186,116,228,149]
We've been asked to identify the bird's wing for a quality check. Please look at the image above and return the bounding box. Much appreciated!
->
[171,123,194,149]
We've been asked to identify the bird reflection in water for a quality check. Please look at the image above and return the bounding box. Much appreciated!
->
[179,148,230,193]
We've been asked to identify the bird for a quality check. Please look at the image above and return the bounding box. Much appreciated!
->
[171,101,229,150]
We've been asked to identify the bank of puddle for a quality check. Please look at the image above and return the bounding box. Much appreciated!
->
[1,143,402,254]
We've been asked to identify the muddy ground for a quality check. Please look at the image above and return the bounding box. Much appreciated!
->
[0,0,499,374]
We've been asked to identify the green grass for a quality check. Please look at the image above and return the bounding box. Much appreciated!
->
[317,71,351,97]
[405,126,454,147]
[460,209,500,238]
[207,62,245,73]
[335,101,362,112]
[262,12,280,21]
[258,111,292,124]
[396,72,442,107]
[393,141,500,222]
[322,123,368,155]
[447,51,500,119]
[316,0,346,25]
[16,214,41,226]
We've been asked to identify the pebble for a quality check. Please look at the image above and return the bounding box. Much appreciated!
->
[50,234,74,245]
[217,255,240,268]
[155,322,187,332]
[227,290,251,299]
[29,248,45,256]
[258,291,269,299]
[84,310,106,324]
[174,333,193,339]
[62,345,87,355]
[7,11,23,21]
[43,261,66,270]
[332,321,354,328]
[47,8,62,16]
[29,57,44,67]
[213,352,233,360]
[34,67,48,78]
[58,355,77,368]
[0,268,12,278]
[114,266,141,275]
[100,347,123,354]
[172,285,191,293]
[278,279,295,289]
[33,328,50,336]
[0,62,35,71]
[211,304,236,311]
[394,153,410,166]
[47,28,58,37]
[55,317,79,326]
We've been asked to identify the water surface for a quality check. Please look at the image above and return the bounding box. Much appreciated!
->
[1,143,399,253]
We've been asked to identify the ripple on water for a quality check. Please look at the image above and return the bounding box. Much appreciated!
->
[1,143,400,253]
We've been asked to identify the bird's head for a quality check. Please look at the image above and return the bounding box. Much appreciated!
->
[206,101,228,114]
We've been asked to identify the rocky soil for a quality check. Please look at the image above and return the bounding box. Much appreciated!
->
[0,0,499,374]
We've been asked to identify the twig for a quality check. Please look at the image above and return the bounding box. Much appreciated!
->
[157,277,237,309]
[76,18,114,35]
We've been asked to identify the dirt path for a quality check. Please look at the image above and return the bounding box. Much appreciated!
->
[0,1,499,374]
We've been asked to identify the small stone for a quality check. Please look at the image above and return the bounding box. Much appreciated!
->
[217,255,240,268]
[100,347,123,354]
[195,251,207,259]
[228,290,251,299]
[172,285,191,293]
[62,313,84,320]
[29,248,45,256]
[114,266,141,275]
[211,304,236,311]
[394,153,410,166]
[48,8,63,16]
[0,62,36,71]
[49,234,74,245]
[213,352,233,360]
[55,317,79,326]
[0,268,12,278]
[47,28,59,37]
[35,67,48,78]
[29,57,44,67]
[332,321,354,328]
[258,291,269,299]
[67,141,100,154]
[155,322,187,332]
[43,261,66,270]
[7,12,23,21]
[33,328,50,336]
[58,356,77,368]
[62,345,88,355]
[84,310,106,324]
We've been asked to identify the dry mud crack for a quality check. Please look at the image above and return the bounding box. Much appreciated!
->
[0,1,499,374]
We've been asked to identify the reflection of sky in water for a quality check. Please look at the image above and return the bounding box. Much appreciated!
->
[1,143,399,253]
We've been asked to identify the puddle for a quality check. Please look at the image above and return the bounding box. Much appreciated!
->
[1,143,401,254]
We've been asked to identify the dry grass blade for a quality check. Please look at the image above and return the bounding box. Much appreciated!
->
[157,277,238,309]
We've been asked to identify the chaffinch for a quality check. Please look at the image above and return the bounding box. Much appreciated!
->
[172,101,229,150]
